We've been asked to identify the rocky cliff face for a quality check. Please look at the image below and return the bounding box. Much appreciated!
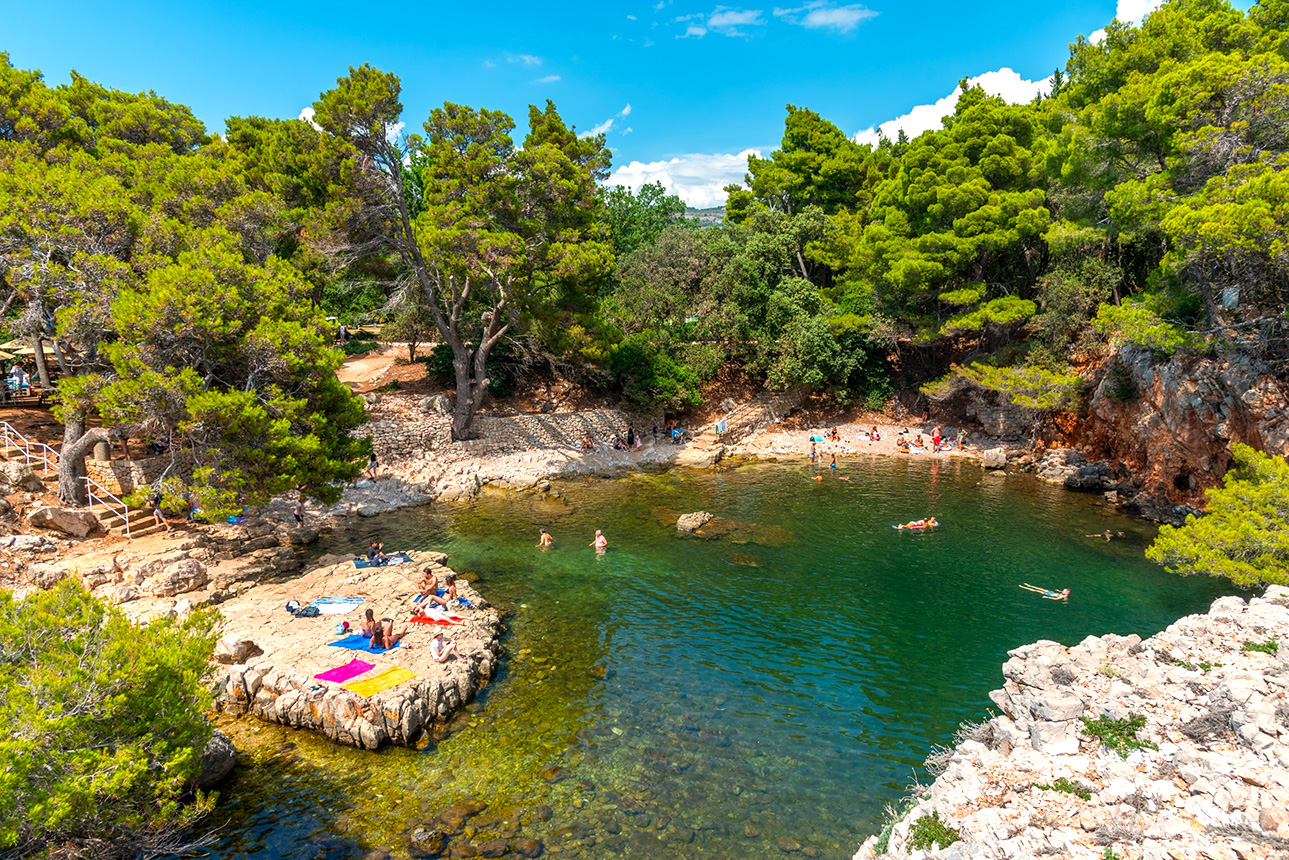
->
[1079,345,1289,510]
[854,586,1289,860]
[935,340,1289,522]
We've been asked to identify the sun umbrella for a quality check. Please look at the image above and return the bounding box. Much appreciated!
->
[0,350,14,361]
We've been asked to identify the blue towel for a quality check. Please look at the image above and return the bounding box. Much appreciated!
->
[327,633,401,654]
[352,552,411,569]
[311,596,364,606]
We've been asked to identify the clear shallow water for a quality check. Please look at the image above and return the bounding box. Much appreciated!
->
[203,458,1235,860]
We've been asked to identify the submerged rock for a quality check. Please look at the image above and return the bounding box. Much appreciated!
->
[196,728,237,788]
[677,511,714,532]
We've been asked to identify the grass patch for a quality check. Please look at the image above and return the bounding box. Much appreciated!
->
[907,812,960,851]
[872,797,919,855]
[1035,777,1092,800]
[1099,664,1121,679]
[373,380,402,393]
[1243,639,1279,655]
[341,340,378,356]
[1081,713,1158,758]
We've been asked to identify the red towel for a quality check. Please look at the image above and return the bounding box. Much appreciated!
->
[409,615,465,626]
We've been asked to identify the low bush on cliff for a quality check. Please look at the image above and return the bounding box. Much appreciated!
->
[907,812,960,850]
[0,581,219,858]
[1080,713,1158,758]
[1147,444,1289,588]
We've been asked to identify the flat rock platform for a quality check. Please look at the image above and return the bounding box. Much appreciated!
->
[213,551,502,749]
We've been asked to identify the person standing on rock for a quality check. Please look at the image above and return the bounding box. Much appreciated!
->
[591,530,608,553]
[537,528,554,548]
[293,500,304,528]
[626,425,636,448]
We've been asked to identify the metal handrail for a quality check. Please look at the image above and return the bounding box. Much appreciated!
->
[83,476,130,539]
[0,421,60,475]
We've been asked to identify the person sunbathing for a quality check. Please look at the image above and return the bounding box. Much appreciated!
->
[429,631,458,664]
[423,573,474,610]
[370,617,407,650]
[897,517,938,529]
[869,427,881,441]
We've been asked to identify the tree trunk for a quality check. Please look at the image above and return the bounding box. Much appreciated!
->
[31,334,51,390]
[58,420,111,507]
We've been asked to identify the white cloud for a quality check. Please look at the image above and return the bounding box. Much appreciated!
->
[708,7,765,34]
[623,127,634,135]
[1090,0,1163,43]
[484,59,497,68]
[536,74,562,83]
[627,13,638,19]
[579,104,634,139]
[773,2,876,33]
[608,149,760,208]
[853,67,1051,146]
[676,7,765,38]
[508,53,542,65]
[1115,0,1163,24]
[298,106,320,130]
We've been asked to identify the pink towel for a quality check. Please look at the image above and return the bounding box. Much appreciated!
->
[315,658,376,683]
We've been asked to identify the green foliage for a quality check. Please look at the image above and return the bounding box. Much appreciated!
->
[1104,359,1140,403]
[873,796,920,855]
[941,296,1038,335]
[380,293,437,361]
[907,812,960,851]
[1035,777,1093,800]
[938,284,987,306]
[1147,444,1289,587]
[1243,639,1279,654]
[610,332,705,412]
[604,181,690,257]
[931,362,1084,410]
[1092,303,1194,356]
[341,339,378,356]
[0,581,217,857]
[1080,713,1158,758]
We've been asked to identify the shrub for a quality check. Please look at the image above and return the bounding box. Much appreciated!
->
[1092,303,1193,357]
[0,581,218,858]
[907,812,960,850]
[1036,777,1093,800]
[1243,639,1279,655]
[610,331,704,412]
[924,362,1084,410]
[941,296,1037,335]
[1080,713,1158,758]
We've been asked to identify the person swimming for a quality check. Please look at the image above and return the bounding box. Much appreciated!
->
[591,529,608,552]
[897,517,938,529]
[1020,583,1070,602]
[537,528,554,548]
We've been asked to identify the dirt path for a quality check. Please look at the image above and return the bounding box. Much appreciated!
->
[336,346,400,390]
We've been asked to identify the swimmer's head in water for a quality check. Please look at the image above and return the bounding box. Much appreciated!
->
[539,528,546,534]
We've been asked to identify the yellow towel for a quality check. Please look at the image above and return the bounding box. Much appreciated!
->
[342,665,417,697]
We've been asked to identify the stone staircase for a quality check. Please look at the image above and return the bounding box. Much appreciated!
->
[92,505,167,539]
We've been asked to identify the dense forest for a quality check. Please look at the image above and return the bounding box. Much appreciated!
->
[2,0,1288,512]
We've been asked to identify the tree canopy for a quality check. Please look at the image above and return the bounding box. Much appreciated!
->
[1147,444,1289,587]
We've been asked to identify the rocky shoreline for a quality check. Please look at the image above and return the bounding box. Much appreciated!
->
[213,551,502,750]
[855,586,1289,860]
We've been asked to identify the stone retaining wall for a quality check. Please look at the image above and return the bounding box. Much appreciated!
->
[367,394,645,462]
[84,456,171,496]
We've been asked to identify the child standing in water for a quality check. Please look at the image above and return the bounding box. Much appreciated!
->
[829,453,837,472]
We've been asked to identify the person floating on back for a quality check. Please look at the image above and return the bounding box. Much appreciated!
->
[1020,583,1070,602]
[897,517,938,529]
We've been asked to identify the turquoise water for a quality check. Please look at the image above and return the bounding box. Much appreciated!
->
[203,458,1234,860]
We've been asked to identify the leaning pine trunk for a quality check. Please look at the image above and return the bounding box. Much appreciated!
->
[58,419,110,507]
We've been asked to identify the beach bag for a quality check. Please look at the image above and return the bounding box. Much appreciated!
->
[285,600,302,614]
[296,605,321,618]
[334,621,350,635]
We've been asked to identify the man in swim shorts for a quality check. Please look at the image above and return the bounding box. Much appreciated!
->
[537,528,554,548]
[591,530,608,552]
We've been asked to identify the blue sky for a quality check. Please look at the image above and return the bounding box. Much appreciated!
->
[0,0,1246,205]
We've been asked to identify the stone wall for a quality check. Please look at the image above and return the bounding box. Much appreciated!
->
[84,456,171,496]
[366,394,644,462]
